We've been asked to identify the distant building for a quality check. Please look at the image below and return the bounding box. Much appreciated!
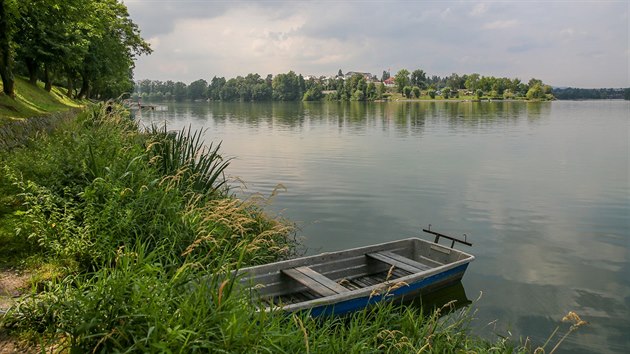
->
[344,71,373,81]
[383,77,396,87]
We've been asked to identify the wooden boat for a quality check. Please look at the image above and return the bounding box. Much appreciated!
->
[236,229,474,316]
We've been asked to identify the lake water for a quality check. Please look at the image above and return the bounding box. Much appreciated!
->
[136,100,629,354]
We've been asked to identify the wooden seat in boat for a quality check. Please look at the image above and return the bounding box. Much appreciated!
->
[282,266,349,297]
[366,251,432,273]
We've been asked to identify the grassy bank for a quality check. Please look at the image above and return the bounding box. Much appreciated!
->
[0,104,581,352]
[0,77,83,125]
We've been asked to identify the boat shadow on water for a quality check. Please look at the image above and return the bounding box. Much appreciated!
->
[404,280,471,315]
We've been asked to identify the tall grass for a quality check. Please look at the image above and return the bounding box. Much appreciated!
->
[3,243,501,353]
[147,124,232,198]
[1,102,295,270]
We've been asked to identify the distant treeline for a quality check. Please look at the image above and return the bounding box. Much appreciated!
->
[552,87,630,100]
[133,69,554,102]
[0,0,150,99]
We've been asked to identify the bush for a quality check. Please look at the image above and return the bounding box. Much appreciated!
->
[402,86,412,98]
[412,86,421,98]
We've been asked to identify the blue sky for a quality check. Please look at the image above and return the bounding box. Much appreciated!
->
[125,0,629,88]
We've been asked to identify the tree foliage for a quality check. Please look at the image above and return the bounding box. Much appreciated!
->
[394,69,410,93]
[0,0,150,99]
[552,87,630,100]
[402,85,412,98]
[133,69,556,103]
[410,69,426,89]
[272,71,304,101]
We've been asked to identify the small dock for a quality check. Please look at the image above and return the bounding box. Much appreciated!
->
[124,100,167,111]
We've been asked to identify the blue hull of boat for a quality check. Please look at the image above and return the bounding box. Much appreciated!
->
[308,263,469,316]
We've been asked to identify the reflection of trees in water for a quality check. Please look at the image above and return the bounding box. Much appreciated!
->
[434,101,550,129]
[155,101,551,134]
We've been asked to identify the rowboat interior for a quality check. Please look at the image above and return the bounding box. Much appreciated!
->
[237,238,473,310]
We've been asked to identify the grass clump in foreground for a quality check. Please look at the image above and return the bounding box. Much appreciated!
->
[0,104,582,352]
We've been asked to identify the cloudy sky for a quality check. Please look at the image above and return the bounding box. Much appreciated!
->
[124,0,629,88]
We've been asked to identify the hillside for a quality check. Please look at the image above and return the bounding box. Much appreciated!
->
[0,77,83,124]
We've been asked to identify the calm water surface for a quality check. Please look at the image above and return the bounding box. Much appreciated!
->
[137,100,629,354]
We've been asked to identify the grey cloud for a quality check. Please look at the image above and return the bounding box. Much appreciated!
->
[128,0,629,87]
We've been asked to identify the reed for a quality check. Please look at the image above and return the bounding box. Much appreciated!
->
[147,124,232,198]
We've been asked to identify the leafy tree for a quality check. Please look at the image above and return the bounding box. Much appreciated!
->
[208,76,226,100]
[381,70,390,81]
[188,79,208,100]
[351,89,365,101]
[475,89,483,99]
[76,0,151,98]
[302,85,323,101]
[464,73,480,92]
[14,0,82,89]
[173,81,187,101]
[526,84,545,100]
[428,89,436,99]
[252,82,272,101]
[272,71,302,101]
[366,82,377,100]
[410,69,427,89]
[445,73,465,90]
[394,69,410,93]
[528,78,543,89]
[376,83,385,99]
[337,69,343,77]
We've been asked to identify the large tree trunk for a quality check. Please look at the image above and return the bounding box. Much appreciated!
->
[77,73,89,99]
[0,63,14,97]
[44,64,52,92]
[66,76,74,97]
[0,0,15,97]
[26,59,38,85]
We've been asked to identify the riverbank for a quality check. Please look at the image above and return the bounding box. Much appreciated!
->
[0,103,582,352]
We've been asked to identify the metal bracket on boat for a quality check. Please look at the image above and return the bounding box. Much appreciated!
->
[423,225,473,248]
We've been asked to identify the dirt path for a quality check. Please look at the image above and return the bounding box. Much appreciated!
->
[0,269,29,311]
[0,269,30,354]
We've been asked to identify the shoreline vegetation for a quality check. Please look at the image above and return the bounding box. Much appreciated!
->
[0,95,587,352]
[133,70,558,104]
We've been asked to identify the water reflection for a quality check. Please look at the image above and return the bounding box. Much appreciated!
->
[406,281,472,314]
[140,101,552,137]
